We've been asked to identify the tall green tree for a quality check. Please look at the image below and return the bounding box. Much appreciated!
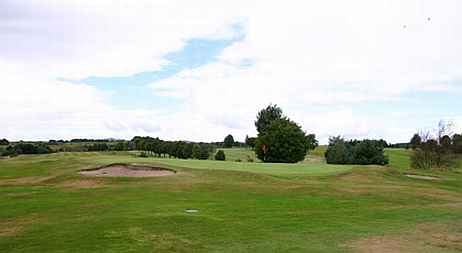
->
[255,119,312,163]
[255,104,283,134]
[453,134,462,153]
[223,134,235,148]
[410,133,422,149]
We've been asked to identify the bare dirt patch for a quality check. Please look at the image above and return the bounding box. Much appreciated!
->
[79,164,176,178]
[348,223,462,253]
[405,174,440,180]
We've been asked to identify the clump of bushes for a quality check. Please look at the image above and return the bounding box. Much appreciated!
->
[325,137,389,165]
[214,150,226,161]
[1,143,52,156]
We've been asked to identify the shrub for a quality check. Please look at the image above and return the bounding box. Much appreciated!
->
[139,152,148,158]
[325,137,388,165]
[1,143,52,156]
[214,150,226,161]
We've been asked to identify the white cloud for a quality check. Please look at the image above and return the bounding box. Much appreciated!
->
[1,0,462,142]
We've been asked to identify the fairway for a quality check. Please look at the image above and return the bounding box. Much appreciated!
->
[1,150,462,252]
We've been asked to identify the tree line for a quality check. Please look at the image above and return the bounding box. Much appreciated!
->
[131,136,214,160]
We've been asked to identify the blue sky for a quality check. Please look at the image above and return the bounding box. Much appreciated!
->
[61,24,246,110]
[1,0,461,143]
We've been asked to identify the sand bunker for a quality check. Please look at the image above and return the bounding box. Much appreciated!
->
[79,164,176,177]
[405,174,440,180]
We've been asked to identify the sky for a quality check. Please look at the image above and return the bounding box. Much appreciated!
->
[1,0,462,144]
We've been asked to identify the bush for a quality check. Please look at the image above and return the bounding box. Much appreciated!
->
[214,150,226,161]
[255,119,313,163]
[1,143,52,156]
[139,152,148,158]
[325,137,388,165]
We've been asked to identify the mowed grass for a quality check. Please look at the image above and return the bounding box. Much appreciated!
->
[1,150,462,252]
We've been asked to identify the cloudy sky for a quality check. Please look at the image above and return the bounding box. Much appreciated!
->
[2,0,461,143]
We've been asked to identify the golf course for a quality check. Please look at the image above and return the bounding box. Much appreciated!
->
[1,148,461,253]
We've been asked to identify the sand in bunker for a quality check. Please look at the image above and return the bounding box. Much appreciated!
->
[405,174,439,180]
[79,164,175,177]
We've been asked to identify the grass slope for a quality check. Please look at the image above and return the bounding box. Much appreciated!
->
[1,151,462,252]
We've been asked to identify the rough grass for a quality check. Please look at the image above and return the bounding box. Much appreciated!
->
[1,151,462,252]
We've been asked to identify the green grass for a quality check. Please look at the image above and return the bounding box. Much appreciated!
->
[1,151,462,252]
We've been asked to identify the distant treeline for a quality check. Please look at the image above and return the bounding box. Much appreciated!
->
[132,136,214,159]
[48,138,123,144]
[0,142,52,156]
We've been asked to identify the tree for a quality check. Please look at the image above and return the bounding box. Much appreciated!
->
[214,150,226,161]
[192,144,201,159]
[441,135,452,153]
[181,143,193,159]
[325,137,350,164]
[223,134,235,148]
[410,133,422,149]
[245,136,257,148]
[255,104,283,134]
[306,134,319,151]
[453,134,462,153]
[0,139,9,145]
[198,144,211,160]
[255,119,312,163]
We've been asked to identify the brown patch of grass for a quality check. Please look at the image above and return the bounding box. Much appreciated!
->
[0,176,55,186]
[348,222,462,253]
[0,215,39,237]
[57,179,107,189]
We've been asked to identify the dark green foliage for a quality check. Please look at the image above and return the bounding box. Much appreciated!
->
[113,141,129,151]
[306,134,319,151]
[325,137,389,165]
[453,134,462,153]
[181,143,193,159]
[130,136,213,160]
[224,134,235,148]
[245,135,257,148]
[441,135,452,153]
[0,139,9,145]
[255,119,312,163]
[388,142,410,149]
[410,134,422,149]
[87,143,109,151]
[255,104,283,134]
[324,137,351,164]
[214,150,226,161]
[254,104,317,163]
[198,145,211,160]
[2,143,52,156]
